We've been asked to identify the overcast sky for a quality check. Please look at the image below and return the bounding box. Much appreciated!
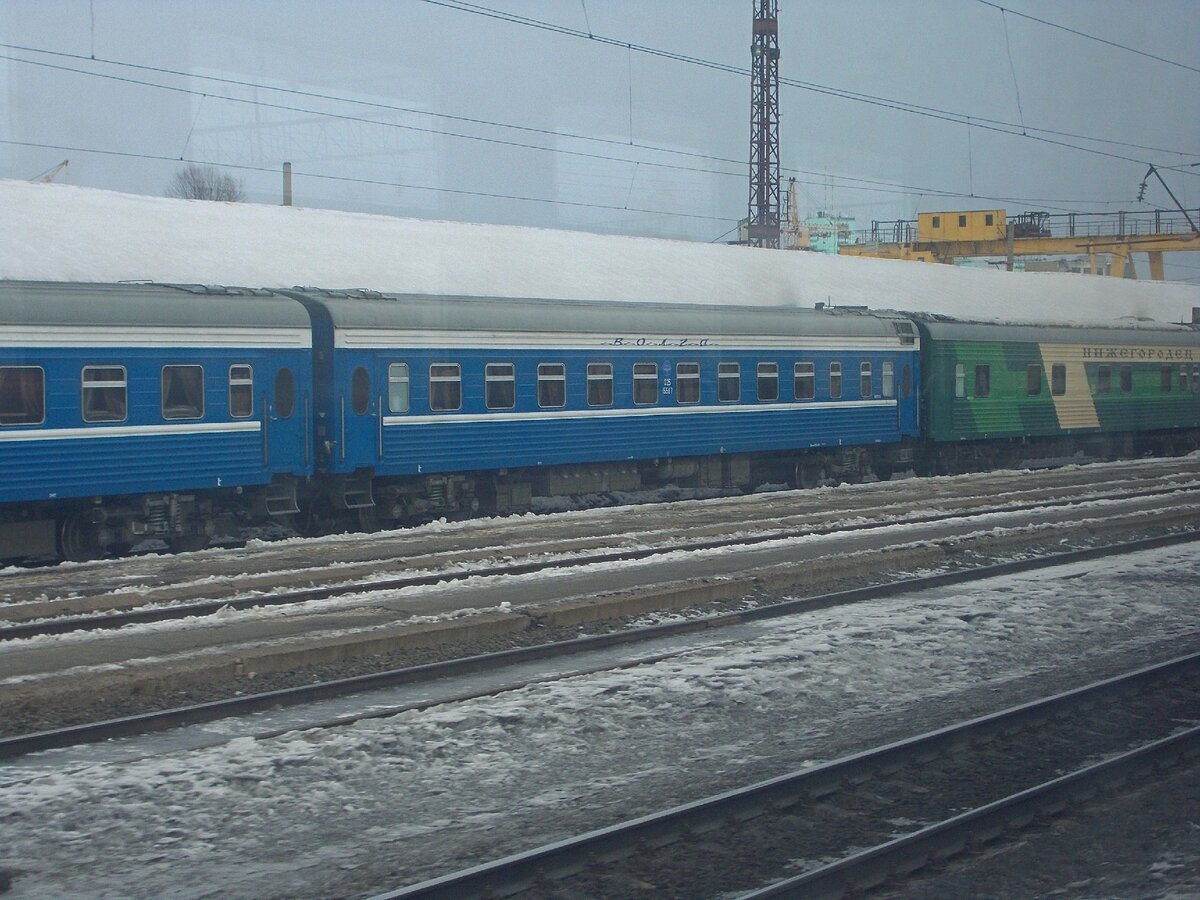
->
[1,1,1198,278]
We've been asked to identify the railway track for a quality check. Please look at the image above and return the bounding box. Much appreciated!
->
[3,532,1196,763]
[3,479,1198,641]
[372,652,1200,899]
[2,458,1195,609]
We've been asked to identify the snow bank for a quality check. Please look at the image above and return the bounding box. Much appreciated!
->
[2,180,1196,327]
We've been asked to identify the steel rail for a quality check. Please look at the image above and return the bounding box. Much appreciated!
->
[1,531,1196,762]
[3,483,1196,641]
[371,652,1200,899]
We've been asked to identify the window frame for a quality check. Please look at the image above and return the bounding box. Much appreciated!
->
[882,360,895,398]
[351,365,371,415]
[1096,365,1111,395]
[954,362,965,399]
[1120,364,1132,393]
[973,364,990,398]
[1051,363,1066,396]
[429,362,462,412]
[387,362,410,413]
[1160,365,1173,393]
[275,367,296,419]
[675,361,701,405]
[537,362,567,409]
[829,361,843,400]
[587,362,613,407]
[633,362,658,406]
[485,362,516,411]
[1027,364,1042,396]
[757,362,779,402]
[717,361,740,403]
[82,364,129,423]
[860,361,873,399]
[161,364,205,420]
[228,364,253,419]
[0,365,46,426]
[794,361,815,400]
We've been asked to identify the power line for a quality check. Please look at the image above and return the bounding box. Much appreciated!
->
[2,51,1138,211]
[419,0,1200,163]
[0,138,738,223]
[975,1,1200,75]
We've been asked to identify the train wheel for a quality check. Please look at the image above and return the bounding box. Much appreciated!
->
[59,513,102,562]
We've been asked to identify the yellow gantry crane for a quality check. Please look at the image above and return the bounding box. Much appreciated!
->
[839,208,1200,280]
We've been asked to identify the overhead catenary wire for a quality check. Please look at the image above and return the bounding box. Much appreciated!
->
[417,0,1200,164]
[0,51,1140,211]
[975,0,1200,76]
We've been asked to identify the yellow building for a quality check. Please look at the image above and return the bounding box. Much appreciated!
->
[917,210,1006,243]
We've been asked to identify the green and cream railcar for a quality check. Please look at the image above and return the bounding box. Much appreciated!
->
[915,317,1200,472]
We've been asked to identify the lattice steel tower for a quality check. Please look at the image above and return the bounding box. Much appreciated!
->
[747,0,780,249]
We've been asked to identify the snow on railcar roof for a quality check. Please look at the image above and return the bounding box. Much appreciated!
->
[1,180,1196,328]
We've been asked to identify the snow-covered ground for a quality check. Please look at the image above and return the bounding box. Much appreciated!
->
[2,180,1197,326]
[2,543,1197,899]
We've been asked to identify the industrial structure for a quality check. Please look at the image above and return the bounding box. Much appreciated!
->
[838,209,1200,280]
[747,0,780,249]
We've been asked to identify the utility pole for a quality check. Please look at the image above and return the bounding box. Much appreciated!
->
[748,0,780,249]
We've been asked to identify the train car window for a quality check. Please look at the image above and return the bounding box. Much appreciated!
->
[1027,365,1042,396]
[1120,365,1132,393]
[351,366,371,414]
[1160,365,1173,393]
[485,363,515,410]
[537,363,566,408]
[0,366,45,426]
[758,362,779,401]
[830,362,843,400]
[388,363,410,412]
[228,365,253,418]
[1181,366,1189,394]
[958,215,967,227]
[718,362,740,402]
[973,365,989,398]
[275,368,296,419]
[882,361,895,398]
[587,363,613,406]
[429,363,462,411]
[902,364,913,398]
[162,365,204,419]
[954,363,965,398]
[1096,365,1111,394]
[633,362,658,405]
[1051,364,1066,396]
[82,365,128,422]
[794,362,815,400]
[1193,365,1199,394]
[861,362,873,399]
[676,362,700,404]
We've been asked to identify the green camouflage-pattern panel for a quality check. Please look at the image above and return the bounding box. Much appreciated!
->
[922,336,1200,443]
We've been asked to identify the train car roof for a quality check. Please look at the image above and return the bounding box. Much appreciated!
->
[281,287,908,340]
[915,315,1199,346]
[0,280,312,328]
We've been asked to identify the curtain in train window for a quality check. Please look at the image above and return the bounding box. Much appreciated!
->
[228,365,253,418]
[83,366,128,422]
[162,365,204,419]
[0,366,44,425]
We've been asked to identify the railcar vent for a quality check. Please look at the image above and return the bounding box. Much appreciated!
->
[893,321,916,345]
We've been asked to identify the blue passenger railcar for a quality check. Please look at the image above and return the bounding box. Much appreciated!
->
[283,288,920,523]
[0,282,313,559]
